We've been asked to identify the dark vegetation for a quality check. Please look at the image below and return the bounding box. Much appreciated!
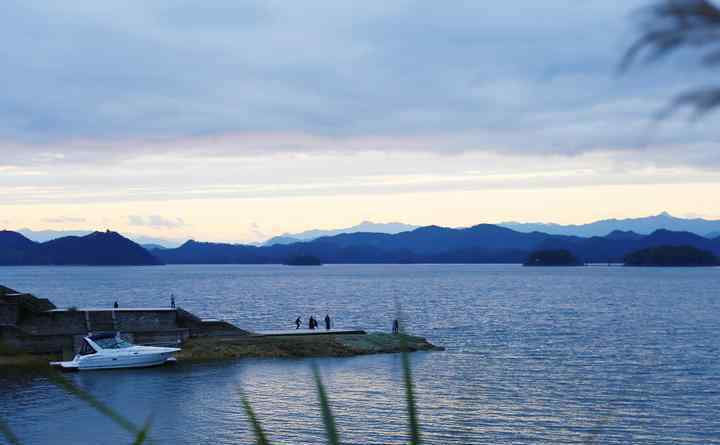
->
[524,250,583,266]
[624,245,719,266]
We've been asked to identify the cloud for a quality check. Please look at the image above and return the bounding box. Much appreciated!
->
[128,215,188,229]
[0,0,717,167]
[42,216,87,224]
[247,222,266,241]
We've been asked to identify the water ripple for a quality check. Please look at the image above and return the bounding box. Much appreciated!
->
[0,265,718,444]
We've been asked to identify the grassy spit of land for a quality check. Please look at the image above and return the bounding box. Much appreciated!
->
[177,332,442,361]
[0,333,442,367]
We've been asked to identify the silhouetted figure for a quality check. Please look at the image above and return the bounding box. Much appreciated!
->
[113,301,119,309]
[324,314,331,331]
[295,317,301,329]
[392,319,400,334]
[170,294,176,308]
[309,316,316,330]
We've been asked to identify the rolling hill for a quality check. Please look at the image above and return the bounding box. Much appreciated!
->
[0,230,162,265]
[152,225,720,264]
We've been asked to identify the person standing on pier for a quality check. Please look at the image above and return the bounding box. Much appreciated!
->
[324,314,331,331]
[113,301,119,309]
[308,316,316,330]
[295,317,301,329]
[170,294,176,309]
[392,319,400,334]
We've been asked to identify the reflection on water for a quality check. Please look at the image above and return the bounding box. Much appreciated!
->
[0,265,719,444]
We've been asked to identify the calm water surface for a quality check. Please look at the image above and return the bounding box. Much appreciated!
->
[0,265,718,444]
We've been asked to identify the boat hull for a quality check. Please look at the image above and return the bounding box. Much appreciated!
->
[52,349,179,371]
[79,351,178,370]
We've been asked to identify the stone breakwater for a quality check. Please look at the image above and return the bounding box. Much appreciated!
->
[0,284,442,366]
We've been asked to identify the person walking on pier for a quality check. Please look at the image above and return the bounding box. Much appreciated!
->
[308,316,315,330]
[392,318,400,334]
[295,317,301,329]
[170,294,176,309]
[324,314,331,331]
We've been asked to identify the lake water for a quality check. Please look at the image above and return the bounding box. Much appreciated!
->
[0,265,719,445]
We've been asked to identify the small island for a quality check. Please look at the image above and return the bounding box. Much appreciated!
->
[623,245,720,267]
[523,249,583,266]
[283,254,323,266]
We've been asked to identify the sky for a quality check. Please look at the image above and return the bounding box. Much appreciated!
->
[1,0,719,243]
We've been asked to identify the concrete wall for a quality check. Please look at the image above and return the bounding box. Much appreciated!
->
[115,310,177,331]
[2,305,243,356]
[2,324,189,356]
[16,310,178,335]
[20,311,88,335]
[1,326,74,355]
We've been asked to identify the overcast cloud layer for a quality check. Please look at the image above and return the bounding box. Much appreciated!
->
[0,0,717,164]
[1,1,719,242]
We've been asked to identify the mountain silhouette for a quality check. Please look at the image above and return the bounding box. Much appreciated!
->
[499,212,720,238]
[4,223,719,266]
[13,228,182,248]
[153,225,720,264]
[0,230,162,265]
[262,221,419,245]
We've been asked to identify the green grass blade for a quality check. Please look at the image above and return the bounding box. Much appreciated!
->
[47,372,141,436]
[0,418,22,445]
[131,415,154,445]
[241,395,272,445]
[393,302,422,444]
[312,364,340,445]
[401,346,421,445]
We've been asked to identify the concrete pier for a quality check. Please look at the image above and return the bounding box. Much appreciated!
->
[1,284,442,364]
[0,286,246,357]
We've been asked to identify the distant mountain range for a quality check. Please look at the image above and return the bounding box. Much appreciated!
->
[0,230,161,265]
[262,213,720,245]
[13,228,183,248]
[152,226,720,265]
[4,214,720,266]
[262,221,419,246]
[11,213,720,249]
[498,212,720,238]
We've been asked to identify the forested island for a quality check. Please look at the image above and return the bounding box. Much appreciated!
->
[523,249,583,266]
[623,245,720,267]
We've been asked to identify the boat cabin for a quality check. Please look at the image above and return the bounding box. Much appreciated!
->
[80,333,132,354]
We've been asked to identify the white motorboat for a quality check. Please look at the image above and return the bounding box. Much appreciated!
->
[51,333,180,371]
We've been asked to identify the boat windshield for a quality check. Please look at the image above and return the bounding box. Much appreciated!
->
[78,339,97,356]
[93,337,133,349]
